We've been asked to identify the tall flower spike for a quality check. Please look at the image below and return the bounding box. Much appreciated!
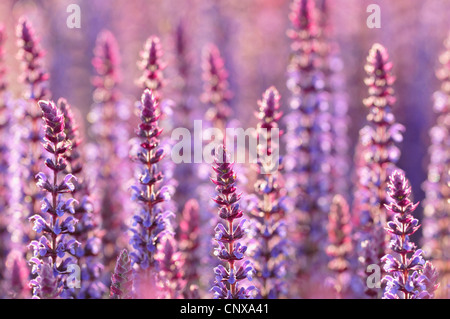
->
[16,18,52,254]
[211,145,255,299]
[382,171,439,299]
[137,36,166,97]
[284,0,334,296]
[326,194,352,298]
[16,18,50,102]
[179,199,201,296]
[354,43,404,298]
[89,30,129,273]
[28,100,80,299]
[201,44,232,130]
[316,0,351,199]
[110,249,134,299]
[422,34,450,299]
[250,87,288,299]
[58,99,106,299]
[92,29,121,106]
[129,89,173,295]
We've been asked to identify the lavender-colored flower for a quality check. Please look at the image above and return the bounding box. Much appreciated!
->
[326,194,352,298]
[155,234,185,298]
[249,87,288,299]
[211,145,255,299]
[15,18,52,242]
[422,34,450,299]
[315,0,351,199]
[89,30,130,272]
[28,100,80,298]
[110,249,134,299]
[129,89,173,290]
[29,258,61,299]
[284,0,333,296]
[92,30,121,106]
[137,36,166,97]
[179,199,201,296]
[201,44,232,130]
[16,18,50,102]
[354,43,404,298]
[58,98,106,299]
[382,171,439,299]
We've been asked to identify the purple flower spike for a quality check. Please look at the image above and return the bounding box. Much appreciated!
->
[92,30,121,106]
[250,87,288,299]
[284,0,334,296]
[137,36,166,97]
[201,44,232,130]
[381,171,439,299]
[16,18,50,102]
[155,235,185,298]
[28,100,80,298]
[353,43,404,298]
[129,89,172,294]
[89,30,130,273]
[422,34,450,299]
[179,199,201,297]
[15,19,52,257]
[58,99,106,299]
[110,249,134,299]
[211,145,255,299]
[326,194,352,298]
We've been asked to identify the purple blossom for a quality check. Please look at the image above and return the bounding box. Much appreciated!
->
[110,249,134,299]
[16,18,50,102]
[28,100,80,298]
[249,87,288,299]
[201,44,232,130]
[381,171,439,299]
[284,0,334,295]
[58,98,106,299]
[353,43,404,298]
[89,30,130,272]
[211,145,255,299]
[92,30,121,106]
[421,34,450,299]
[155,235,185,298]
[179,199,201,297]
[326,194,352,298]
[129,89,173,292]
[137,36,166,96]
[15,18,52,249]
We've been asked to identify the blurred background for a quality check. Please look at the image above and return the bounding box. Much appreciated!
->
[0,0,449,233]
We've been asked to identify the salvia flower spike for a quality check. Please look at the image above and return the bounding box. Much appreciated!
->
[211,145,255,299]
[250,87,288,299]
[137,36,166,98]
[422,33,450,298]
[354,43,404,298]
[201,44,232,130]
[28,100,79,298]
[110,249,134,299]
[89,30,129,271]
[129,89,173,291]
[284,0,334,294]
[58,98,106,299]
[381,171,439,299]
[326,194,353,298]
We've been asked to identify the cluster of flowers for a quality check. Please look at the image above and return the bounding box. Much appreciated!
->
[0,0,447,299]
